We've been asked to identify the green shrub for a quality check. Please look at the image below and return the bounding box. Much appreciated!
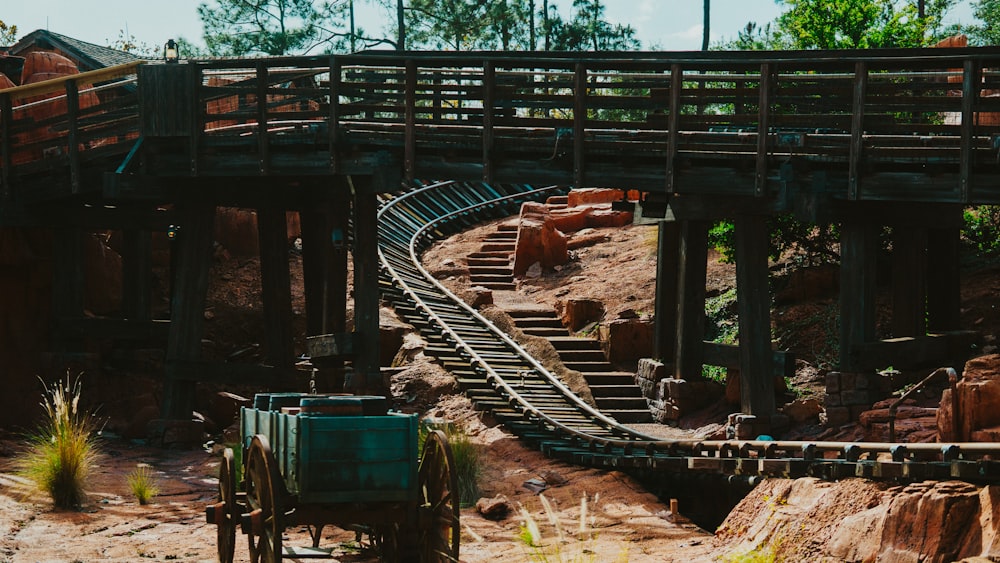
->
[18,377,100,509]
[420,420,482,507]
[962,205,1000,261]
[127,464,160,505]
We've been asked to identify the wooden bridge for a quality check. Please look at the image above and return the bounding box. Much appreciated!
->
[1,47,997,437]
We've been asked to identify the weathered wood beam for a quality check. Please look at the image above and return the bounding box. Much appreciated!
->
[653,221,680,361]
[927,226,963,332]
[850,331,980,371]
[673,220,709,381]
[56,317,169,341]
[849,61,867,201]
[839,222,878,372]
[702,342,795,379]
[890,225,927,338]
[167,359,308,387]
[257,205,294,368]
[121,228,153,323]
[735,214,775,416]
[351,177,383,395]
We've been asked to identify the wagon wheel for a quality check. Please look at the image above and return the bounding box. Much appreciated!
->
[371,524,399,562]
[245,435,284,563]
[418,430,460,563]
[217,447,238,563]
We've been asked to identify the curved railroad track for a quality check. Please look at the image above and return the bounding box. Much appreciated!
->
[377,181,1000,485]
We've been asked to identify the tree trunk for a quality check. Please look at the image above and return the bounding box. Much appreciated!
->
[702,0,710,51]
[397,0,406,50]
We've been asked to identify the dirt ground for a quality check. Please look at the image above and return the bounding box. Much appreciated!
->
[2,209,999,562]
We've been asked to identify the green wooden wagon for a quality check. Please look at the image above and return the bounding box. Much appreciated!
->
[205,393,460,563]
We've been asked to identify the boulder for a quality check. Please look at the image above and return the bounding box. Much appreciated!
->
[781,397,823,424]
[585,206,634,228]
[561,298,604,332]
[878,481,981,562]
[566,188,626,207]
[214,207,302,257]
[512,202,568,277]
[599,317,653,363]
[476,494,512,521]
[549,207,589,233]
[938,355,1000,442]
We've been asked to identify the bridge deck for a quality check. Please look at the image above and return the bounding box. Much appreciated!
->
[3,47,1000,209]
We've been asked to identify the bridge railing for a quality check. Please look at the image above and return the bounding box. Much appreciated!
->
[0,62,143,199]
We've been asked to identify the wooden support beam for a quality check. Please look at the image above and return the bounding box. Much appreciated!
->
[927,226,962,332]
[961,59,980,203]
[167,359,307,388]
[839,222,878,372]
[121,228,152,322]
[755,64,773,197]
[56,317,169,341]
[850,331,980,371]
[351,178,383,395]
[256,62,270,175]
[890,225,927,338]
[0,94,11,199]
[163,202,216,420]
[404,60,417,181]
[735,214,775,416]
[673,220,709,381]
[574,63,587,188]
[703,342,794,380]
[328,56,342,174]
[483,61,496,184]
[653,221,680,361]
[52,229,84,331]
[65,80,81,194]
[666,63,682,194]
[257,205,294,368]
[190,64,202,176]
[849,61,868,201]
[306,332,356,359]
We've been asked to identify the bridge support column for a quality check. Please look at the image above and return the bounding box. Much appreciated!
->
[673,220,708,381]
[653,220,680,363]
[926,224,962,333]
[350,177,384,396]
[301,191,350,391]
[121,228,152,323]
[735,215,775,417]
[839,221,878,372]
[51,228,85,363]
[257,205,294,368]
[159,202,216,444]
[891,225,927,338]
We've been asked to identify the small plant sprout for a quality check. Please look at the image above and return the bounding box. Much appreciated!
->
[128,463,160,505]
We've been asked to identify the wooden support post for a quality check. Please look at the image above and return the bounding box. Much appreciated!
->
[927,226,962,332]
[574,63,587,187]
[0,93,11,199]
[404,60,417,181]
[839,222,878,371]
[257,205,294,368]
[849,61,868,201]
[256,62,270,175]
[735,214,775,416]
[121,228,152,322]
[961,59,980,203]
[351,178,383,396]
[190,64,202,176]
[674,220,709,381]
[329,57,342,174]
[163,203,216,420]
[666,64,682,193]
[65,80,81,194]
[755,64,773,197]
[483,61,496,183]
[891,225,927,338]
[52,228,85,328]
[653,221,680,362]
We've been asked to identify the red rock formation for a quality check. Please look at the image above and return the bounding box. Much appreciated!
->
[512,201,568,277]
[214,207,303,257]
[938,354,1000,442]
[566,187,625,207]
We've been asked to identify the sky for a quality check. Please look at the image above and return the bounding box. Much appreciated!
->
[1,0,981,54]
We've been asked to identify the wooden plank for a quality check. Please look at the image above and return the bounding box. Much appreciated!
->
[653,221,680,361]
[190,64,202,175]
[329,56,341,174]
[890,225,927,338]
[735,214,775,416]
[927,225,962,332]
[56,317,168,340]
[256,62,270,175]
[755,64,773,197]
[850,331,980,370]
[121,229,152,322]
[574,63,586,187]
[52,229,84,326]
[306,332,356,359]
[163,203,216,420]
[258,205,294,368]
[65,80,80,194]
[1,94,12,199]
[839,222,878,371]
[702,343,794,379]
[673,220,709,380]
[351,180,383,395]
[483,61,496,183]
[3,61,144,101]
[404,60,417,181]
[666,64,682,193]
[960,59,980,203]
[849,61,868,201]
[167,359,307,387]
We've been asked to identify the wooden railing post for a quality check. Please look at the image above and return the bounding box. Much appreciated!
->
[849,61,868,201]
[755,63,774,197]
[1,93,12,199]
[190,64,202,176]
[65,79,81,194]
[329,56,341,174]
[961,59,980,203]
[256,61,270,175]
[573,63,587,188]
[666,64,682,194]
[483,61,496,183]
[404,59,417,181]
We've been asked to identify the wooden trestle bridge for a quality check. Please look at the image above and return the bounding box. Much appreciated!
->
[1,47,998,471]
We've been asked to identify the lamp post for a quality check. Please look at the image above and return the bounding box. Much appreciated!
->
[164,39,179,63]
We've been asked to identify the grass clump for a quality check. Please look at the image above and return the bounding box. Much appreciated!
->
[420,420,482,507]
[518,493,628,563]
[18,376,101,509]
[127,464,160,505]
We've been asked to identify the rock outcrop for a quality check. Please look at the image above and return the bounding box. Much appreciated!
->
[939,354,1000,442]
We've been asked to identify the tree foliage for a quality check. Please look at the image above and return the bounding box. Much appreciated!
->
[197,0,350,56]
[963,0,1000,45]
[0,20,18,46]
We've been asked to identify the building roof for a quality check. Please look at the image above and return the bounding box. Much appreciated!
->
[9,29,145,72]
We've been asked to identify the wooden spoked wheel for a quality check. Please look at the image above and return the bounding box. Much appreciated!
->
[217,447,238,563]
[418,430,460,562]
[371,524,399,562]
[245,435,284,563]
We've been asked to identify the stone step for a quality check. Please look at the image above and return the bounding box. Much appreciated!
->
[603,409,653,423]
[520,327,571,338]
[582,372,637,385]
[468,251,511,259]
[467,257,510,267]
[514,317,565,329]
[547,336,601,351]
[595,397,651,411]
[487,231,517,240]
[497,223,519,232]
[588,384,645,398]
[476,282,517,291]
[557,349,607,363]
[505,308,558,319]
[564,361,616,372]
[470,273,514,283]
[480,242,515,252]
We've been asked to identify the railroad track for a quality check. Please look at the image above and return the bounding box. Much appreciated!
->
[377,181,1000,485]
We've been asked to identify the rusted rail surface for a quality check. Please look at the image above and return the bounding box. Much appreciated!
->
[4,48,1000,203]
